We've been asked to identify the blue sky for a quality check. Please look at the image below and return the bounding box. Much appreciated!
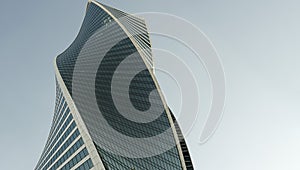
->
[1,0,300,169]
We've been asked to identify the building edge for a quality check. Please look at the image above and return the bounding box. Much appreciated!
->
[54,57,106,170]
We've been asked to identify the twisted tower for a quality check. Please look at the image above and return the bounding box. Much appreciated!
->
[36,1,193,169]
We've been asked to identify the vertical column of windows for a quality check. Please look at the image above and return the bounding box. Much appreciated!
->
[39,129,81,170]
[36,95,65,168]
[46,107,71,149]
[46,98,67,146]
[59,148,89,170]
[48,139,85,170]
[37,116,75,169]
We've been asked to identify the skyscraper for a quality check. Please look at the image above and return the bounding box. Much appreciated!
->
[36,1,193,169]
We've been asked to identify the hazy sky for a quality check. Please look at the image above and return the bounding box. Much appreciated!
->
[1,0,300,170]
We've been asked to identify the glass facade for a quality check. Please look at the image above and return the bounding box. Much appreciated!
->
[75,158,94,170]
[36,1,193,170]
[35,83,93,170]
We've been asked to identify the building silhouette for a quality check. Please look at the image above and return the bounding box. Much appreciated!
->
[36,1,193,169]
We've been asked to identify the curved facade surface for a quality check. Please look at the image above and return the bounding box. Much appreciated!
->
[36,1,193,170]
